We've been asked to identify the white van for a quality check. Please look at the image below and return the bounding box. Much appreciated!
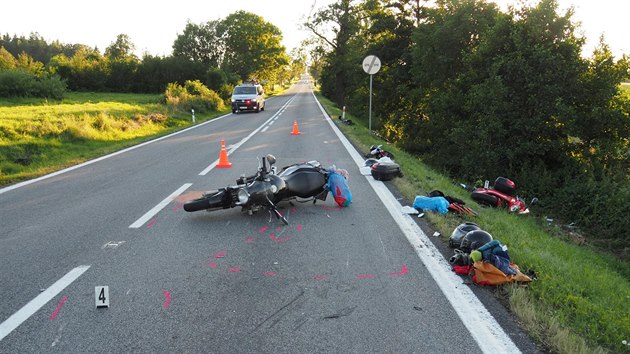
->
[231,82,265,113]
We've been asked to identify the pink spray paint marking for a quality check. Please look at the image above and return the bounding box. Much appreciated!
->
[171,203,184,212]
[258,226,268,233]
[263,271,277,277]
[208,263,218,268]
[245,236,255,244]
[50,295,68,320]
[296,224,303,232]
[146,218,157,228]
[290,207,297,215]
[228,268,241,273]
[355,274,377,279]
[389,264,409,276]
[276,227,283,232]
[213,251,226,258]
[163,291,171,309]
[313,275,329,281]
[270,233,291,242]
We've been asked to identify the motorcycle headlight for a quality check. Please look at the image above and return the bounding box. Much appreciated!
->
[237,189,249,204]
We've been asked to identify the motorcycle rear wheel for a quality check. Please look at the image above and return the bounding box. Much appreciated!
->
[184,190,225,212]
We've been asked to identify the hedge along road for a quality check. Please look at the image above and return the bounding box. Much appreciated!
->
[0,78,539,353]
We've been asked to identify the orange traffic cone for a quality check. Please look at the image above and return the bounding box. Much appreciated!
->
[216,140,232,168]
[290,120,302,135]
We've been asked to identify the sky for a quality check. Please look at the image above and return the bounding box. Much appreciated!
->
[0,0,628,59]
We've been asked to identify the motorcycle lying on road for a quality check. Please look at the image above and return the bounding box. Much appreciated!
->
[184,155,330,225]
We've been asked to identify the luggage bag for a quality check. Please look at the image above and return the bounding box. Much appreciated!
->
[371,162,403,181]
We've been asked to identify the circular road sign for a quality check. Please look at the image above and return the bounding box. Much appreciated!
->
[362,55,381,75]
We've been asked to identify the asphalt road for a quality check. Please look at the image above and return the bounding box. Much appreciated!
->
[0,79,540,353]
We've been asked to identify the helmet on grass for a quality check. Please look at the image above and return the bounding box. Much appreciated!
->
[449,222,480,248]
[460,230,493,252]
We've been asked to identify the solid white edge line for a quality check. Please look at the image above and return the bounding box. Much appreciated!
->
[198,95,298,176]
[129,183,192,228]
[311,90,521,354]
[0,265,90,342]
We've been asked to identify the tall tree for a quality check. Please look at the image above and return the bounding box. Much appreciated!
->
[218,11,287,82]
[0,46,17,71]
[172,20,223,67]
[105,34,138,61]
[304,0,363,106]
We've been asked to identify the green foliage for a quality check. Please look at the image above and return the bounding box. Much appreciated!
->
[304,0,365,106]
[164,80,225,113]
[0,32,82,64]
[0,46,17,70]
[0,69,66,99]
[105,34,138,61]
[172,20,223,67]
[48,48,109,91]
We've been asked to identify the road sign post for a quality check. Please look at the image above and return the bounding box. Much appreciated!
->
[362,55,381,134]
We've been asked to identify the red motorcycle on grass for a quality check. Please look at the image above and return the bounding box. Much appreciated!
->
[468,177,537,214]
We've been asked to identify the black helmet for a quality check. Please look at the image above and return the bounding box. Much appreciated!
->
[460,230,493,252]
[449,222,481,248]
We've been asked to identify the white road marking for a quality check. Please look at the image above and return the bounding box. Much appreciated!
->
[129,183,192,228]
[313,91,522,354]
[0,265,90,342]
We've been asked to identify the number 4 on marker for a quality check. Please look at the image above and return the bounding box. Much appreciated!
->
[95,286,110,308]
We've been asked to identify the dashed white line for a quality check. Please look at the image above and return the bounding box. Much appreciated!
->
[129,183,192,228]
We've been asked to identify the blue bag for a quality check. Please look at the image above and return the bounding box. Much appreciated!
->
[327,171,352,207]
[486,254,517,275]
[412,196,449,214]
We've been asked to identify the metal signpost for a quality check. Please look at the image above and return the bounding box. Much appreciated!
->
[362,55,381,133]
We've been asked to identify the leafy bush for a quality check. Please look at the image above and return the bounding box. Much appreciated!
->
[164,80,225,113]
[0,69,66,99]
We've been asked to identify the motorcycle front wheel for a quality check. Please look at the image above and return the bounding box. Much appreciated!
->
[183,190,226,212]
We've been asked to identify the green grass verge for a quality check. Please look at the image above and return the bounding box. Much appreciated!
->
[0,92,230,185]
[316,93,629,354]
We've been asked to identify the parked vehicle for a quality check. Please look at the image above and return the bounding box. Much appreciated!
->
[231,82,265,113]
[184,155,329,225]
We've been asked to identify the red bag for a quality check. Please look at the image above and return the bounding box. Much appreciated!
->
[453,265,472,275]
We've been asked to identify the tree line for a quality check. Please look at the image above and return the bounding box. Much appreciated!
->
[305,0,629,255]
[0,11,305,98]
